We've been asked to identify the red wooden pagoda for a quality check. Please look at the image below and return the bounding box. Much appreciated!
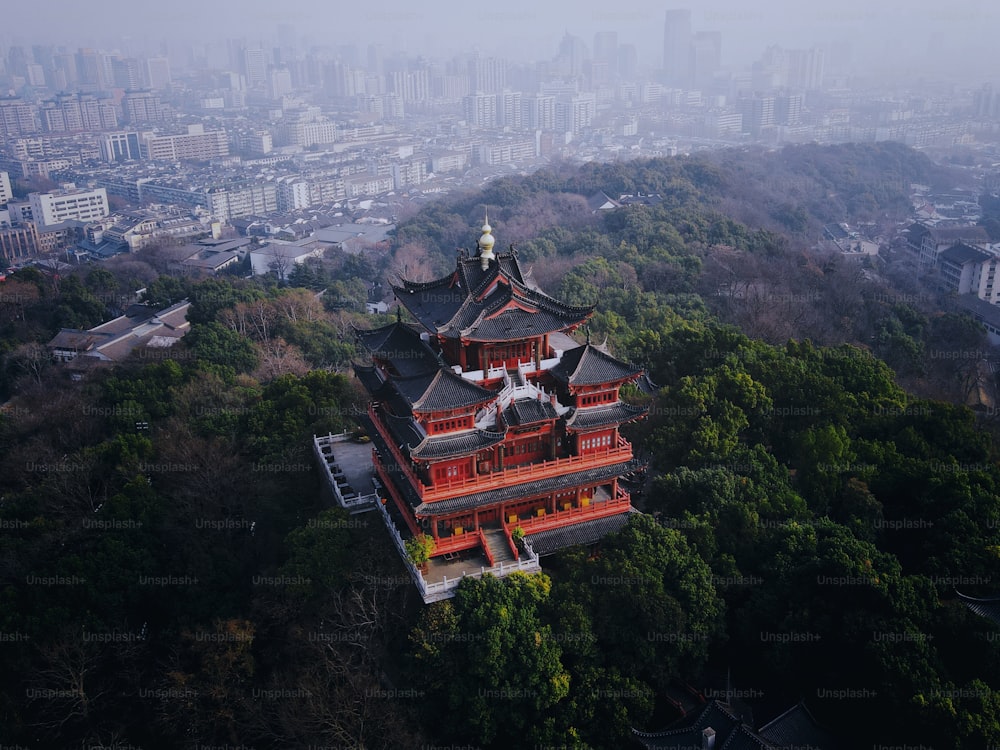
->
[356,218,648,593]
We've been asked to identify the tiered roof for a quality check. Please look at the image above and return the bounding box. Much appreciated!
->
[564,402,648,432]
[550,343,644,387]
[355,319,441,377]
[393,249,593,341]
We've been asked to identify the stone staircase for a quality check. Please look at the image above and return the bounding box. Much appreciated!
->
[482,528,517,564]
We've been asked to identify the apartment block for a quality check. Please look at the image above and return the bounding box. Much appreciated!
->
[28,187,109,227]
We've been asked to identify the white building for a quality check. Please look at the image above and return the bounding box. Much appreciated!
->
[29,187,109,227]
[249,242,326,279]
[0,171,12,206]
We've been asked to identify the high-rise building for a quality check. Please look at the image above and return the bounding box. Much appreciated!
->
[464,92,498,129]
[0,98,39,137]
[555,93,596,135]
[499,90,522,129]
[522,94,555,130]
[0,171,13,206]
[100,132,144,162]
[75,48,104,90]
[663,9,692,87]
[243,47,268,89]
[390,69,430,103]
[775,93,804,125]
[593,31,619,81]
[554,33,589,78]
[469,55,506,94]
[787,47,826,90]
[145,57,172,90]
[739,95,776,135]
[691,31,721,91]
[112,58,143,90]
[618,44,638,81]
[122,91,166,124]
[269,68,294,99]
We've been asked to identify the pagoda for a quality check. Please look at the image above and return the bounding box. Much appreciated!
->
[356,217,648,600]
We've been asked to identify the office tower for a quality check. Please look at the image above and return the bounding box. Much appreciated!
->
[691,31,721,91]
[244,47,268,89]
[663,9,692,87]
[113,58,143,90]
[145,57,172,89]
[593,31,619,81]
[469,54,506,94]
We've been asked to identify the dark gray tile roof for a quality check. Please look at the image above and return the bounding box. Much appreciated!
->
[355,320,441,377]
[504,397,558,426]
[758,702,837,750]
[353,365,385,396]
[635,372,660,396]
[414,459,640,516]
[550,344,643,387]
[523,508,637,556]
[957,592,1000,626]
[939,242,991,266]
[564,402,648,431]
[391,369,496,413]
[382,411,507,460]
[633,700,771,750]
[393,250,593,341]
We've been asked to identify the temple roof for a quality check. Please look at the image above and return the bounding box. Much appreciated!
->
[524,509,638,556]
[393,248,593,341]
[503,397,558,426]
[390,369,496,414]
[354,320,441,377]
[956,591,1000,627]
[383,412,506,461]
[550,343,643,387]
[633,700,771,750]
[564,402,648,432]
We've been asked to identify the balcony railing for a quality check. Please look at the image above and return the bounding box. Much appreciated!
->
[503,491,632,537]
[368,405,634,503]
[422,434,632,502]
[370,488,541,604]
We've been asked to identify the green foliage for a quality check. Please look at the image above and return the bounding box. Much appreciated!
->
[404,533,435,566]
[184,321,259,375]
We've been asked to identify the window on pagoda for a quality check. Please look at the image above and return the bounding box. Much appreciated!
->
[578,391,616,407]
[429,415,473,433]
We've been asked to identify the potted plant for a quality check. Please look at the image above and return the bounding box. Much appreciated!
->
[511,525,526,552]
[405,533,435,573]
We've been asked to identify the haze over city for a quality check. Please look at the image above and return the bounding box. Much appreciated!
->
[4,0,999,80]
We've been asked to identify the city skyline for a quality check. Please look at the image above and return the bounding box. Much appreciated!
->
[3,0,998,82]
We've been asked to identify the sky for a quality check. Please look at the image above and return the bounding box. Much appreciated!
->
[5,0,998,82]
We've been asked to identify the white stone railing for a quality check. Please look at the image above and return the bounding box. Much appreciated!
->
[370,485,541,604]
[313,434,376,513]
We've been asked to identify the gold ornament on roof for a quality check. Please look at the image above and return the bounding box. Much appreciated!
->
[478,209,495,270]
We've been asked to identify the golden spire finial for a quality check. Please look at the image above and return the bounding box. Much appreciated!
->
[478,207,495,270]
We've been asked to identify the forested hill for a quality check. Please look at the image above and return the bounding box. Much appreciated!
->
[395,140,952,271]
[2,142,998,749]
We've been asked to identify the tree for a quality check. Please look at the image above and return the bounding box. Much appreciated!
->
[409,572,570,747]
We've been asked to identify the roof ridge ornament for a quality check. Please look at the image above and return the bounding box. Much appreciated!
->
[478,208,495,270]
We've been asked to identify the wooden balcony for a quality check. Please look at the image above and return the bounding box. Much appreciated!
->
[368,403,634,503]
[503,488,632,536]
[422,437,632,502]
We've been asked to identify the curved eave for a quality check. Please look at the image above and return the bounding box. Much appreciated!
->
[564,403,649,432]
[409,428,507,460]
